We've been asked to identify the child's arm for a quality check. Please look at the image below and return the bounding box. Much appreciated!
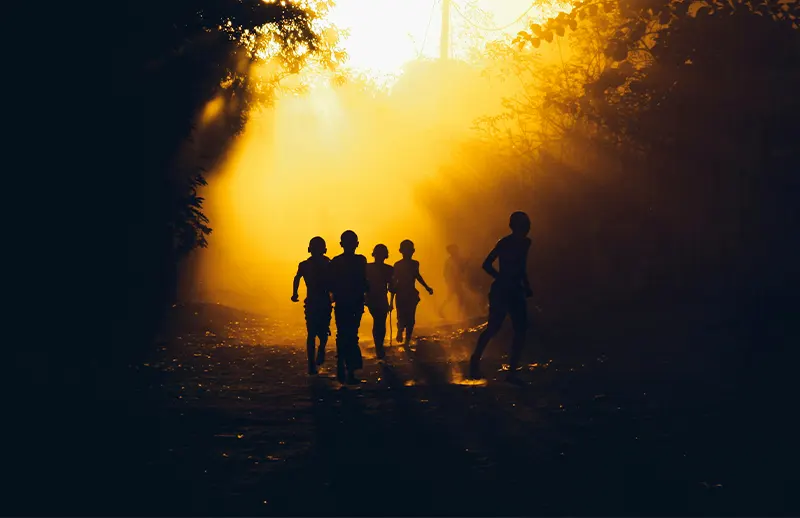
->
[291,264,302,302]
[482,244,501,279]
[415,263,434,295]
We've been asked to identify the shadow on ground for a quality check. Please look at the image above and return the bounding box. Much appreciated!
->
[14,302,796,516]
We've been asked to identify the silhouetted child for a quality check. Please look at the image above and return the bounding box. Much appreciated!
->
[329,230,369,384]
[366,244,394,359]
[470,211,533,381]
[292,236,332,375]
[438,243,469,319]
[391,240,433,347]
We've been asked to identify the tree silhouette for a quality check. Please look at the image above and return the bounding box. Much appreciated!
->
[108,0,339,369]
[424,0,799,360]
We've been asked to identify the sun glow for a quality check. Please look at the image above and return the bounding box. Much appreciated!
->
[327,0,441,80]
[328,0,573,82]
[185,0,575,334]
[201,96,225,125]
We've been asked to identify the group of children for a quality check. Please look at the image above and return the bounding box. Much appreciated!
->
[292,211,534,384]
[291,231,433,384]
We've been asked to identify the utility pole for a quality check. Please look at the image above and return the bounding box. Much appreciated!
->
[440,0,451,60]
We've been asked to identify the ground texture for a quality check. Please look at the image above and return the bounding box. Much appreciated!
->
[13,302,796,516]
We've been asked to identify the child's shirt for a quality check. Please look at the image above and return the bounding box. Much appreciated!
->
[330,253,368,307]
[366,262,394,310]
[392,258,420,296]
[491,234,531,289]
[443,256,466,287]
[297,255,331,304]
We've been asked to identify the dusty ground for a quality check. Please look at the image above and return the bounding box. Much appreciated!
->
[14,302,795,516]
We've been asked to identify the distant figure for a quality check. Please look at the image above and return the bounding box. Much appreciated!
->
[291,236,332,375]
[469,211,533,381]
[366,244,394,359]
[438,244,469,319]
[391,239,434,347]
[329,230,369,384]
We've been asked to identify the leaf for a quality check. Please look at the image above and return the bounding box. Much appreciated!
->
[694,5,711,18]
[598,69,626,89]
[674,1,692,16]
[617,60,635,76]
[605,40,629,62]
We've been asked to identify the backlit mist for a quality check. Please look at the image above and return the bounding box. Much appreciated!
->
[181,0,575,333]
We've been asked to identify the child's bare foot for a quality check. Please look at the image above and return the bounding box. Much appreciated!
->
[468,355,483,379]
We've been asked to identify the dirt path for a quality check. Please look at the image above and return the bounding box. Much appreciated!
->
[26,303,793,516]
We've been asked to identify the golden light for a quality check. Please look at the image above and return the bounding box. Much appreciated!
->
[201,96,225,126]
[185,0,575,338]
[327,0,442,80]
[328,0,573,83]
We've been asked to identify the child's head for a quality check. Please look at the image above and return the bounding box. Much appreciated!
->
[372,244,389,262]
[399,239,415,258]
[509,211,531,236]
[446,244,459,257]
[340,230,359,252]
[308,236,327,256]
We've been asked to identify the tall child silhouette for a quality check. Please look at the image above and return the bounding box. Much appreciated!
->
[291,236,332,375]
[469,212,533,381]
[391,239,433,347]
[438,243,469,319]
[329,230,369,384]
[366,244,394,359]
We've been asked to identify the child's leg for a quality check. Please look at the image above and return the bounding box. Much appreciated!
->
[438,287,453,318]
[507,298,528,372]
[306,333,317,374]
[406,297,419,345]
[396,322,404,343]
[315,305,331,366]
[404,300,419,346]
[396,297,408,342]
[304,306,317,374]
[472,307,505,361]
[334,306,346,382]
[470,290,507,378]
[335,305,362,381]
[352,308,364,371]
[376,310,387,357]
[369,306,387,358]
[316,332,328,365]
